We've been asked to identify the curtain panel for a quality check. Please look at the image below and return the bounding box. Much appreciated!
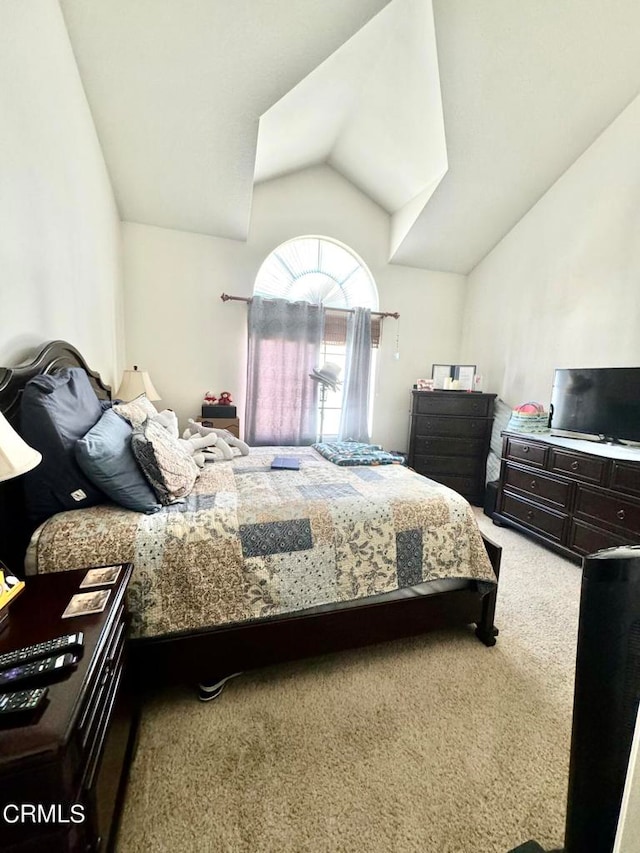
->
[245,297,324,446]
[338,307,372,443]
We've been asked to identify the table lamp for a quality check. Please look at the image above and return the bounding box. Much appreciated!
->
[115,365,160,402]
[0,412,42,628]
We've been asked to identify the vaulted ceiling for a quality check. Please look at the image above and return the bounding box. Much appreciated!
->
[60,0,640,274]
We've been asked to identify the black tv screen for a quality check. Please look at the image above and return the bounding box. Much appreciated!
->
[550,368,640,443]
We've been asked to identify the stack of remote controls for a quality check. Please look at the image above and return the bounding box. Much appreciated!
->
[0,633,84,726]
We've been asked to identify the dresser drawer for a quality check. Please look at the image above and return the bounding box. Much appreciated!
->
[78,605,125,744]
[413,393,493,417]
[501,492,567,542]
[505,437,547,468]
[412,435,486,458]
[574,486,640,537]
[413,454,482,477]
[413,415,490,438]
[568,519,631,556]
[503,464,572,510]
[610,461,640,499]
[549,449,607,485]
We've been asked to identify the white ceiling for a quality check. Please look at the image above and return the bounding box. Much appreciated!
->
[59,0,391,240]
[60,0,640,273]
[397,0,640,272]
[255,0,448,252]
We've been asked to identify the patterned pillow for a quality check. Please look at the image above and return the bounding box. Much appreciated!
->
[113,394,159,428]
[131,418,199,504]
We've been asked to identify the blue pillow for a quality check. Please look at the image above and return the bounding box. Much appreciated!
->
[76,409,161,514]
[21,367,106,524]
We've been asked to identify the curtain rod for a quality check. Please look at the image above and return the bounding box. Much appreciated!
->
[220,293,399,320]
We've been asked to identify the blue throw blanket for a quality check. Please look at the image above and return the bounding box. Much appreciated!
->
[312,441,405,466]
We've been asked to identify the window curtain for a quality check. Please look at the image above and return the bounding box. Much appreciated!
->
[245,296,324,446]
[338,307,372,443]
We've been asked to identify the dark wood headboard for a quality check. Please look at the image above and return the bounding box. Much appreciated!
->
[0,340,111,574]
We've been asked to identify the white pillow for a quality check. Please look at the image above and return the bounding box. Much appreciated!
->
[131,418,198,504]
[113,394,159,428]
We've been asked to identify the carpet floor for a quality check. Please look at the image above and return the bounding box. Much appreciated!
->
[117,511,581,853]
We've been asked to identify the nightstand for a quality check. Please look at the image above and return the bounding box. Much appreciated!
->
[0,564,137,853]
[197,415,240,438]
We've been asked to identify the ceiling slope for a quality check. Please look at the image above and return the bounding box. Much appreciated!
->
[60,0,640,273]
[391,0,640,273]
[59,0,392,240]
[255,0,448,255]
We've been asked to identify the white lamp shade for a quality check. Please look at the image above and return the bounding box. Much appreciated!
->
[0,412,42,483]
[115,366,161,402]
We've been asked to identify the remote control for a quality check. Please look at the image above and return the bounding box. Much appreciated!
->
[0,653,79,690]
[0,687,48,726]
[0,632,84,670]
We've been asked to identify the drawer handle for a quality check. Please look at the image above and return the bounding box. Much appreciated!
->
[99,663,112,689]
[530,480,537,489]
[526,510,534,520]
[617,509,626,521]
[522,446,530,453]
[570,461,579,471]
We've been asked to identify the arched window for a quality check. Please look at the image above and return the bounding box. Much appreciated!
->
[254,236,378,311]
[253,237,378,441]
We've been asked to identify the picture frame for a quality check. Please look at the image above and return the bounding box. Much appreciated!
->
[62,589,111,619]
[432,364,454,390]
[79,565,122,589]
[454,364,476,392]
[431,363,477,391]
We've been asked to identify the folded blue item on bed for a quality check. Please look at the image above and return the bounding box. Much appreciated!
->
[312,441,405,466]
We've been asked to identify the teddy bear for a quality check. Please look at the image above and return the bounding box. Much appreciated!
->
[218,391,233,406]
[153,410,228,467]
[183,419,250,460]
[203,391,218,405]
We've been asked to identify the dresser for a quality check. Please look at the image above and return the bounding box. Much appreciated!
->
[494,432,640,562]
[0,564,137,853]
[407,391,496,505]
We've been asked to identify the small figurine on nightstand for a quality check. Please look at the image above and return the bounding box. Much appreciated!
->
[218,391,233,405]
[203,390,218,406]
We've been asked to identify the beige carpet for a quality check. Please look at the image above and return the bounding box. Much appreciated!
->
[117,511,581,853]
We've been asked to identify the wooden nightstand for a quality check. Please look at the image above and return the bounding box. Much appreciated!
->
[0,564,137,853]
[197,415,240,438]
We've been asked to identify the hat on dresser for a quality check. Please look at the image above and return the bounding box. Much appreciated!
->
[309,362,342,392]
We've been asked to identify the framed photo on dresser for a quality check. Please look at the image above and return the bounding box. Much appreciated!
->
[431,363,476,391]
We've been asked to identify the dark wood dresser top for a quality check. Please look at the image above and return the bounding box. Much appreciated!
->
[0,565,132,771]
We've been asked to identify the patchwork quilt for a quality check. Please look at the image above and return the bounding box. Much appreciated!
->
[30,447,496,639]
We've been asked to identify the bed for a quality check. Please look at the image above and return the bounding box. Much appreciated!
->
[0,340,501,686]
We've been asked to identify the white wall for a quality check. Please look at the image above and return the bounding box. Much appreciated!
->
[123,165,465,450]
[459,93,640,408]
[0,0,123,384]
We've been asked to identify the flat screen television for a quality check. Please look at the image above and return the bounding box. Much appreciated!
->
[550,367,640,444]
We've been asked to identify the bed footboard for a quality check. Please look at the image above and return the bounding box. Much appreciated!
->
[475,533,501,646]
